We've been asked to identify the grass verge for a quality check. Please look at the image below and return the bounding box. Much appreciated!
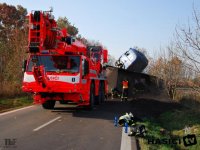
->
[138,107,200,150]
[0,96,33,113]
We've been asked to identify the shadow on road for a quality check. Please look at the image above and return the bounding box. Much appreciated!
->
[52,98,182,122]
[51,98,200,150]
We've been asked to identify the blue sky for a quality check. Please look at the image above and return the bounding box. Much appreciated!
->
[1,0,200,59]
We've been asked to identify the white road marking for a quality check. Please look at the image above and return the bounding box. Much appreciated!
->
[33,116,62,132]
[120,127,132,150]
[0,105,34,117]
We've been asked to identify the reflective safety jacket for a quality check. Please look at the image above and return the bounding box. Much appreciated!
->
[122,80,128,89]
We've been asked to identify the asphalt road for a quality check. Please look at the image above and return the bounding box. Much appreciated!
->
[0,99,137,150]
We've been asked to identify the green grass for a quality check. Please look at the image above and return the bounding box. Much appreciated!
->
[0,96,33,112]
[138,108,200,150]
[138,119,178,150]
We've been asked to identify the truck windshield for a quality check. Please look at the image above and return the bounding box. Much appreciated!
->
[27,55,80,73]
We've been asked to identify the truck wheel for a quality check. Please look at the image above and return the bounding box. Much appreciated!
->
[34,11,40,22]
[95,82,105,104]
[42,100,56,109]
[88,83,95,110]
[95,82,102,105]
[33,11,40,22]
[101,82,105,103]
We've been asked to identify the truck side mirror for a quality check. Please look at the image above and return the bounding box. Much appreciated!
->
[22,59,27,72]
[83,60,89,76]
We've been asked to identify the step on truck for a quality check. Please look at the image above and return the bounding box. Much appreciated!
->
[22,10,108,109]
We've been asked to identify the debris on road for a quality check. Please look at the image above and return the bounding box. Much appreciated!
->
[117,112,147,137]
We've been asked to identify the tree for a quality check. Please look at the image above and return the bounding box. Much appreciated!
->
[0,3,27,42]
[57,17,78,36]
[0,3,27,96]
[148,46,185,100]
[133,46,148,56]
[107,54,116,66]
[77,34,89,45]
[175,8,200,74]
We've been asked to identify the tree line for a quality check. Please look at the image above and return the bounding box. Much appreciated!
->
[0,3,28,97]
[147,8,200,100]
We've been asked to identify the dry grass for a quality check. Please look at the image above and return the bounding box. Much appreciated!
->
[0,81,24,97]
[138,89,200,150]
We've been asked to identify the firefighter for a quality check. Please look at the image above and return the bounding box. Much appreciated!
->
[118,112,135,126]
[121,79,129,101]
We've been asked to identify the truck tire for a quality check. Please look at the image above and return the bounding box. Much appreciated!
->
[115,60,125,69]
[95,82,102,105]
[34,11,40,22]
[101,82,105,103]
[95,81,105,104]
[88,82,95,110]
[42,100,56,109]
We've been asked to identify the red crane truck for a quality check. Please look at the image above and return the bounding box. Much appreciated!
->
[22,10,108,109]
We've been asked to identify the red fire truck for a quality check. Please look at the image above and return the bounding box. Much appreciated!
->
[22,10,108,109]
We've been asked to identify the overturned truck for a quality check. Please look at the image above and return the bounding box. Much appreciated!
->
[106,48,164,98]
[106,67,164,97]
[115,48,148,72]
